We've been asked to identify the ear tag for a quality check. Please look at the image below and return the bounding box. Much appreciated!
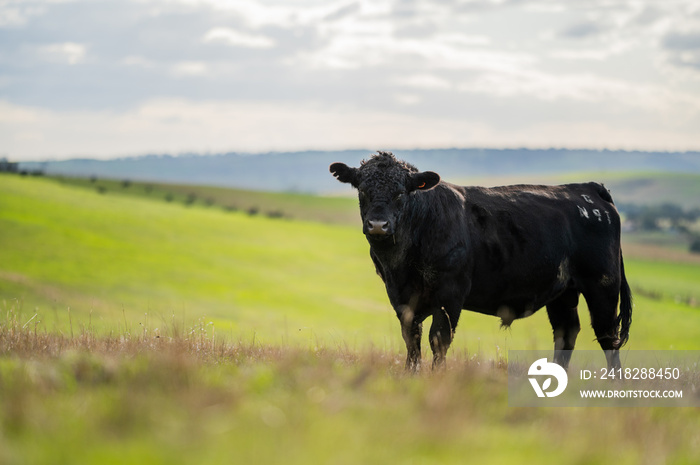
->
[418,182,426,189]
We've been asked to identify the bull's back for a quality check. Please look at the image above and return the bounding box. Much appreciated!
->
[460,182,621,314]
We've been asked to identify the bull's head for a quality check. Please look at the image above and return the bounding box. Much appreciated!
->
[330,152,440,240]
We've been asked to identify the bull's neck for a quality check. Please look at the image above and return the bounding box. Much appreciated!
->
[366,227,413,261]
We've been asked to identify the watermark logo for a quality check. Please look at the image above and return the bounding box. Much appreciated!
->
[509,351,698,407]
[528,358,568,397]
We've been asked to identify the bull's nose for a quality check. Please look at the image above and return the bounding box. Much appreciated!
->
[366,220,391,235]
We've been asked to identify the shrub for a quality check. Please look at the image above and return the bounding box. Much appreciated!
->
[690,238,700,255]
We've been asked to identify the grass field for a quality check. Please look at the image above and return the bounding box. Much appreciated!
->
[1,173,700,464]
[4,174,699,352]
[49,175,360,226]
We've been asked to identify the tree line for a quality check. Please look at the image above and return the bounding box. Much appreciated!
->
[619,203,700,253]
[0,158,45,176]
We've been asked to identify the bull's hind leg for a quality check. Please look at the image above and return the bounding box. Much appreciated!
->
[546,289,581,370]
[429,306,461,369]
[582,285,622,369]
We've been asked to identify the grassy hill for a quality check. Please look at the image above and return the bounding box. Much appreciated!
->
[48,175,360,226]
[2,173,699,353]
[2,173,700,464]
[0,174,385,346]
[46,170,700,230]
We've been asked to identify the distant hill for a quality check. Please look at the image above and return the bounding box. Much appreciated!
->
[20,148,700,194]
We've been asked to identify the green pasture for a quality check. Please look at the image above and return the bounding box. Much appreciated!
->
[48,175,359,226]
[2,173,700,464]
[2,173,700,355]
[1,174,383,342]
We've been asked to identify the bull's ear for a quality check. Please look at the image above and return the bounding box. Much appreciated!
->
[409,171,440,192]
[330,162,359,187]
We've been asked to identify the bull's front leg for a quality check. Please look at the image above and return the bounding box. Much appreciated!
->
[398,305,423,372]
[429,306,461,369]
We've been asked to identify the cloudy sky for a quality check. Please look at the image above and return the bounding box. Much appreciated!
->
[1,0,699,161]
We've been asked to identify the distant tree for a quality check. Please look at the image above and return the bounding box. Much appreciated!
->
[639,212,661,231]
[0,158,19,173]
[659,203,687,230]
[184,193,197,206]
[165,193,174,202]
[624,202,693,232]
[144,184,153,194]
[122,179,131,188]
[97,186,107,195]
[90,175,98,183]
[204,197,215,207]
[266,210,284,219]
[247,207,259,216]
[691,238,700,255]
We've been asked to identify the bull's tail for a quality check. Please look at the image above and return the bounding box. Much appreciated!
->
[616,253,633,348]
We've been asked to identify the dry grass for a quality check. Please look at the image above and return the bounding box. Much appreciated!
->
[623,241,700,265]
[1,308,699,465]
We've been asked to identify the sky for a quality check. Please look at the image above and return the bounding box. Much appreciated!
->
[1,0,700,161]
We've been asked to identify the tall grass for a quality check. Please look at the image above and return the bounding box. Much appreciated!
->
[1,309,699,465]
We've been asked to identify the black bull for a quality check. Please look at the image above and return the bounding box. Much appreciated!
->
[330,152,632,371]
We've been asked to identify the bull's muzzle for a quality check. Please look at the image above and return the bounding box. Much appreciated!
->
[365,219,391,236]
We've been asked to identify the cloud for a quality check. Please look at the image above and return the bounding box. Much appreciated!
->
[323,2,361,22]
[0,5,46,27]
[0,98,492,159]
[2,97,698,162]
[629,5,667,27]
[121,55,155,68]
[202,27,276,49]
[550,40,633,61]
[659,23,700,72]
[171,61,208,76]
[662,31,700,51]
[393,93,422,105]
[173,0,328,29]
[38,42,87,65]
[394,74,452,90]
[294,31,530,72]
[3,0,700,159]
[457,67,700,116]
[558,20,606,39]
